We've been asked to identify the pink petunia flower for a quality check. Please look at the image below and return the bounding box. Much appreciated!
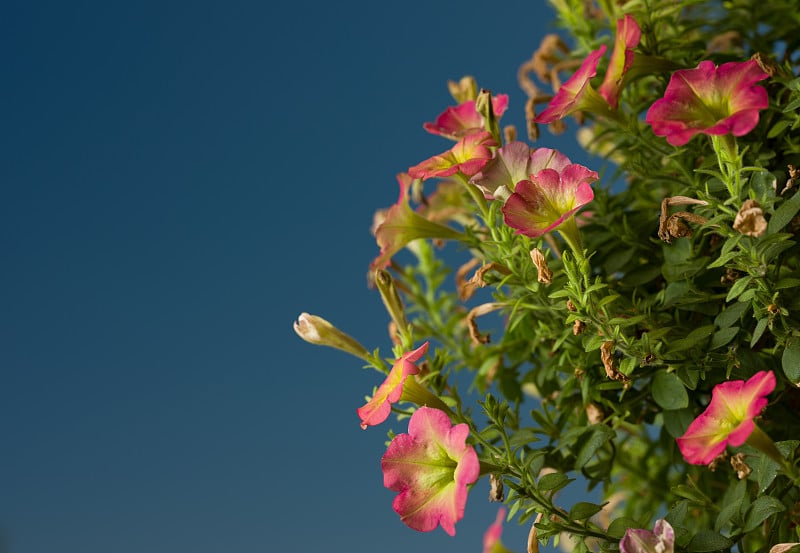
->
[677,371,776,465]
[470,143,573,200]
[370,174,464,272]
[424,95,510,140]
[408,131,498,180]
[483,508,515,553]
[598,15,642,109]
[620,519,675,553]
[645,59,769,146]
[381,406,480,536]
[501,161,597,243]
[357,342,429,429]
[535,45,607,124]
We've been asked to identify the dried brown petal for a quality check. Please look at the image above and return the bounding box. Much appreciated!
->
[530,248,553,284]
[733,199,767,237]
[600,341,628,382]
[730,452,752,479]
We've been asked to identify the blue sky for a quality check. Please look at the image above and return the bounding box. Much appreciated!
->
[1,2,597,552]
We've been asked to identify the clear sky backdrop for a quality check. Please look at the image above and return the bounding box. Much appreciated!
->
[1,2,599,552]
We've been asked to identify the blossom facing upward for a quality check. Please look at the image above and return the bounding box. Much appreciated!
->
[620,519,674,553]
[408,131,498,180]
[470,143,573,200]
[424,95,509,140]
[598,15,642,108]
[357,342,429,429]
[502,161,597,239]
[535,45,607,124]
[677,371,776,465]
[645,59,769,146]
[382,406,480,536]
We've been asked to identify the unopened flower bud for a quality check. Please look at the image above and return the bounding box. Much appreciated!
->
[475,88,500,138]
[293,313,371,361]
[375,269,409,336]
[447,75,477,103]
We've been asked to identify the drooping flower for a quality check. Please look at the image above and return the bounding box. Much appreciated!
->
[598,15,642,109]
[483,508,515,553]
[357,342,429,429]
[677,371,776,465]
[645,59,769,146]
[620,519,675,553]
[535,45,608,124]
[424,95,510,140]
[501,160,597,251]
[408,131,498,180]
[370,173,464,272]
[382,406,480,536]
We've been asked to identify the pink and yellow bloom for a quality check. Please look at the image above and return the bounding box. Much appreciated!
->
[370,173,464,271]
[677,371,776,465]
[357,342,429,429]
[483,508,515,553]
[424,95,509,140]
[598,15,642,109]
[620,519,674,553]
[535,45,608,124]
[501,158,597,251]
[408,131,498,180]
[645,59,769,146]
[381,406,480,536]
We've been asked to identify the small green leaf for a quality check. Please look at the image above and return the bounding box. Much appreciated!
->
[710,327,739,350]
[751,318,769,348]
[652,370,689,409]
[607,517,644,539]
[537,472,572,492]
[744,496,786,532]
[726,275,753,302]
[687,531,733,552]
[769,190,800,233]
[569,501,605,521]
[575,425,616,469]
[782,340,800,385]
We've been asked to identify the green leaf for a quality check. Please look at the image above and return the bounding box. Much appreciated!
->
[714,301,749,329]
[569,501,605,521]
[769,190,800,233]
[726,275,753,302]
[509,428,540,449]
[652,370,689,409]
[574,425,616,469]
[744,496,786,532]
[663,407,696,439]
[665,499,689,527]
[687,530,733,552]
[751,318,769,348]
[782,340,800,385]
[710,327,739,350]
[607,517,643,539]
[537,472,572,492]
[714,501,740,533]
[665,325,716,354]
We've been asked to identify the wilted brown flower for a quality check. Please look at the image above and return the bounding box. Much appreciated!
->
[733,199,767,237]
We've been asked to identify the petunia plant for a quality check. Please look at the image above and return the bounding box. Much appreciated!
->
[296,1,800,552]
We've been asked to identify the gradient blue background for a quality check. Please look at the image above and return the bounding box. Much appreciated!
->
[1,2,595,552]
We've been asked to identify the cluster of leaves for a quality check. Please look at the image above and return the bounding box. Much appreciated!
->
[374,0,800,551]
[297,0,800,551]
